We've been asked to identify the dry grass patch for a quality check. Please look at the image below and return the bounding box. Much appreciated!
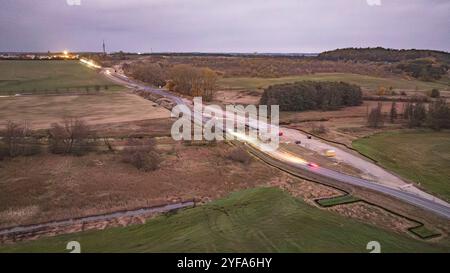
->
[328,202,418,234]
[0,92,171,129]
[0,141,282,228]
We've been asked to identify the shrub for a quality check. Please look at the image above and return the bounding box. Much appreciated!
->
[164,80,175,91]
[430,89,440,98]
[121,139,160,171]
[227,148,252,165]
[311,123,327,134]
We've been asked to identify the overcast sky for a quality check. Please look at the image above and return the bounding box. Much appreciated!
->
[1,0,449,53]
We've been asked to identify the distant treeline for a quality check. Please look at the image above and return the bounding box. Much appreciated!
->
[259,81,362,111]
[318,47,450,64]
[318,47,450,81]
[140,52,317,58]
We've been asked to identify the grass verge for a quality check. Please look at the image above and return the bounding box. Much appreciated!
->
[1,187,448,253]
[353,130,450,202]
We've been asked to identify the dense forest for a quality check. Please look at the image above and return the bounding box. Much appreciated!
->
[318,47,450,63]
[259,81,362,111]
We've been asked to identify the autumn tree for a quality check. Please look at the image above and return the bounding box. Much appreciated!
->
[125,62,167,87]
[377,86,386,96]
[200,68,218,101]
[169,64,197,96]
[169,64,218,101]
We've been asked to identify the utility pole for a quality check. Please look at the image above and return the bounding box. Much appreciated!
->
[102,40,106,55]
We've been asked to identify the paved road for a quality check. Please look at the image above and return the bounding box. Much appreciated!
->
[103,68,450,220]
[292,160,450,219]
[280,128,450,207]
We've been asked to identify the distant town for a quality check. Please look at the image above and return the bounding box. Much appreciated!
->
[0,51,79,60]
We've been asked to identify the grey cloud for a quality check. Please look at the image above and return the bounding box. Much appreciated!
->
[0,0,448,52]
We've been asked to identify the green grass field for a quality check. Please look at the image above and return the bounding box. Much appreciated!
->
[1,187,448,253]
[218,73,449,91]
[0,60,121,94]
[353,130,450,202]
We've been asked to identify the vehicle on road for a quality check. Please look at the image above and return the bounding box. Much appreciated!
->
[325,150,336,157]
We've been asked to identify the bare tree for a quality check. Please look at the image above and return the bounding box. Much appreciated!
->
[2,120,40,158]
[4,121,30,157]
[367,103,384,128]
[389,102,398,123]
[49,118,92,155]
[427,99,450,130]
[407,102,427,128]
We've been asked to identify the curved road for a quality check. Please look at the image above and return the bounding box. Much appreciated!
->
[102,67,450,220]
